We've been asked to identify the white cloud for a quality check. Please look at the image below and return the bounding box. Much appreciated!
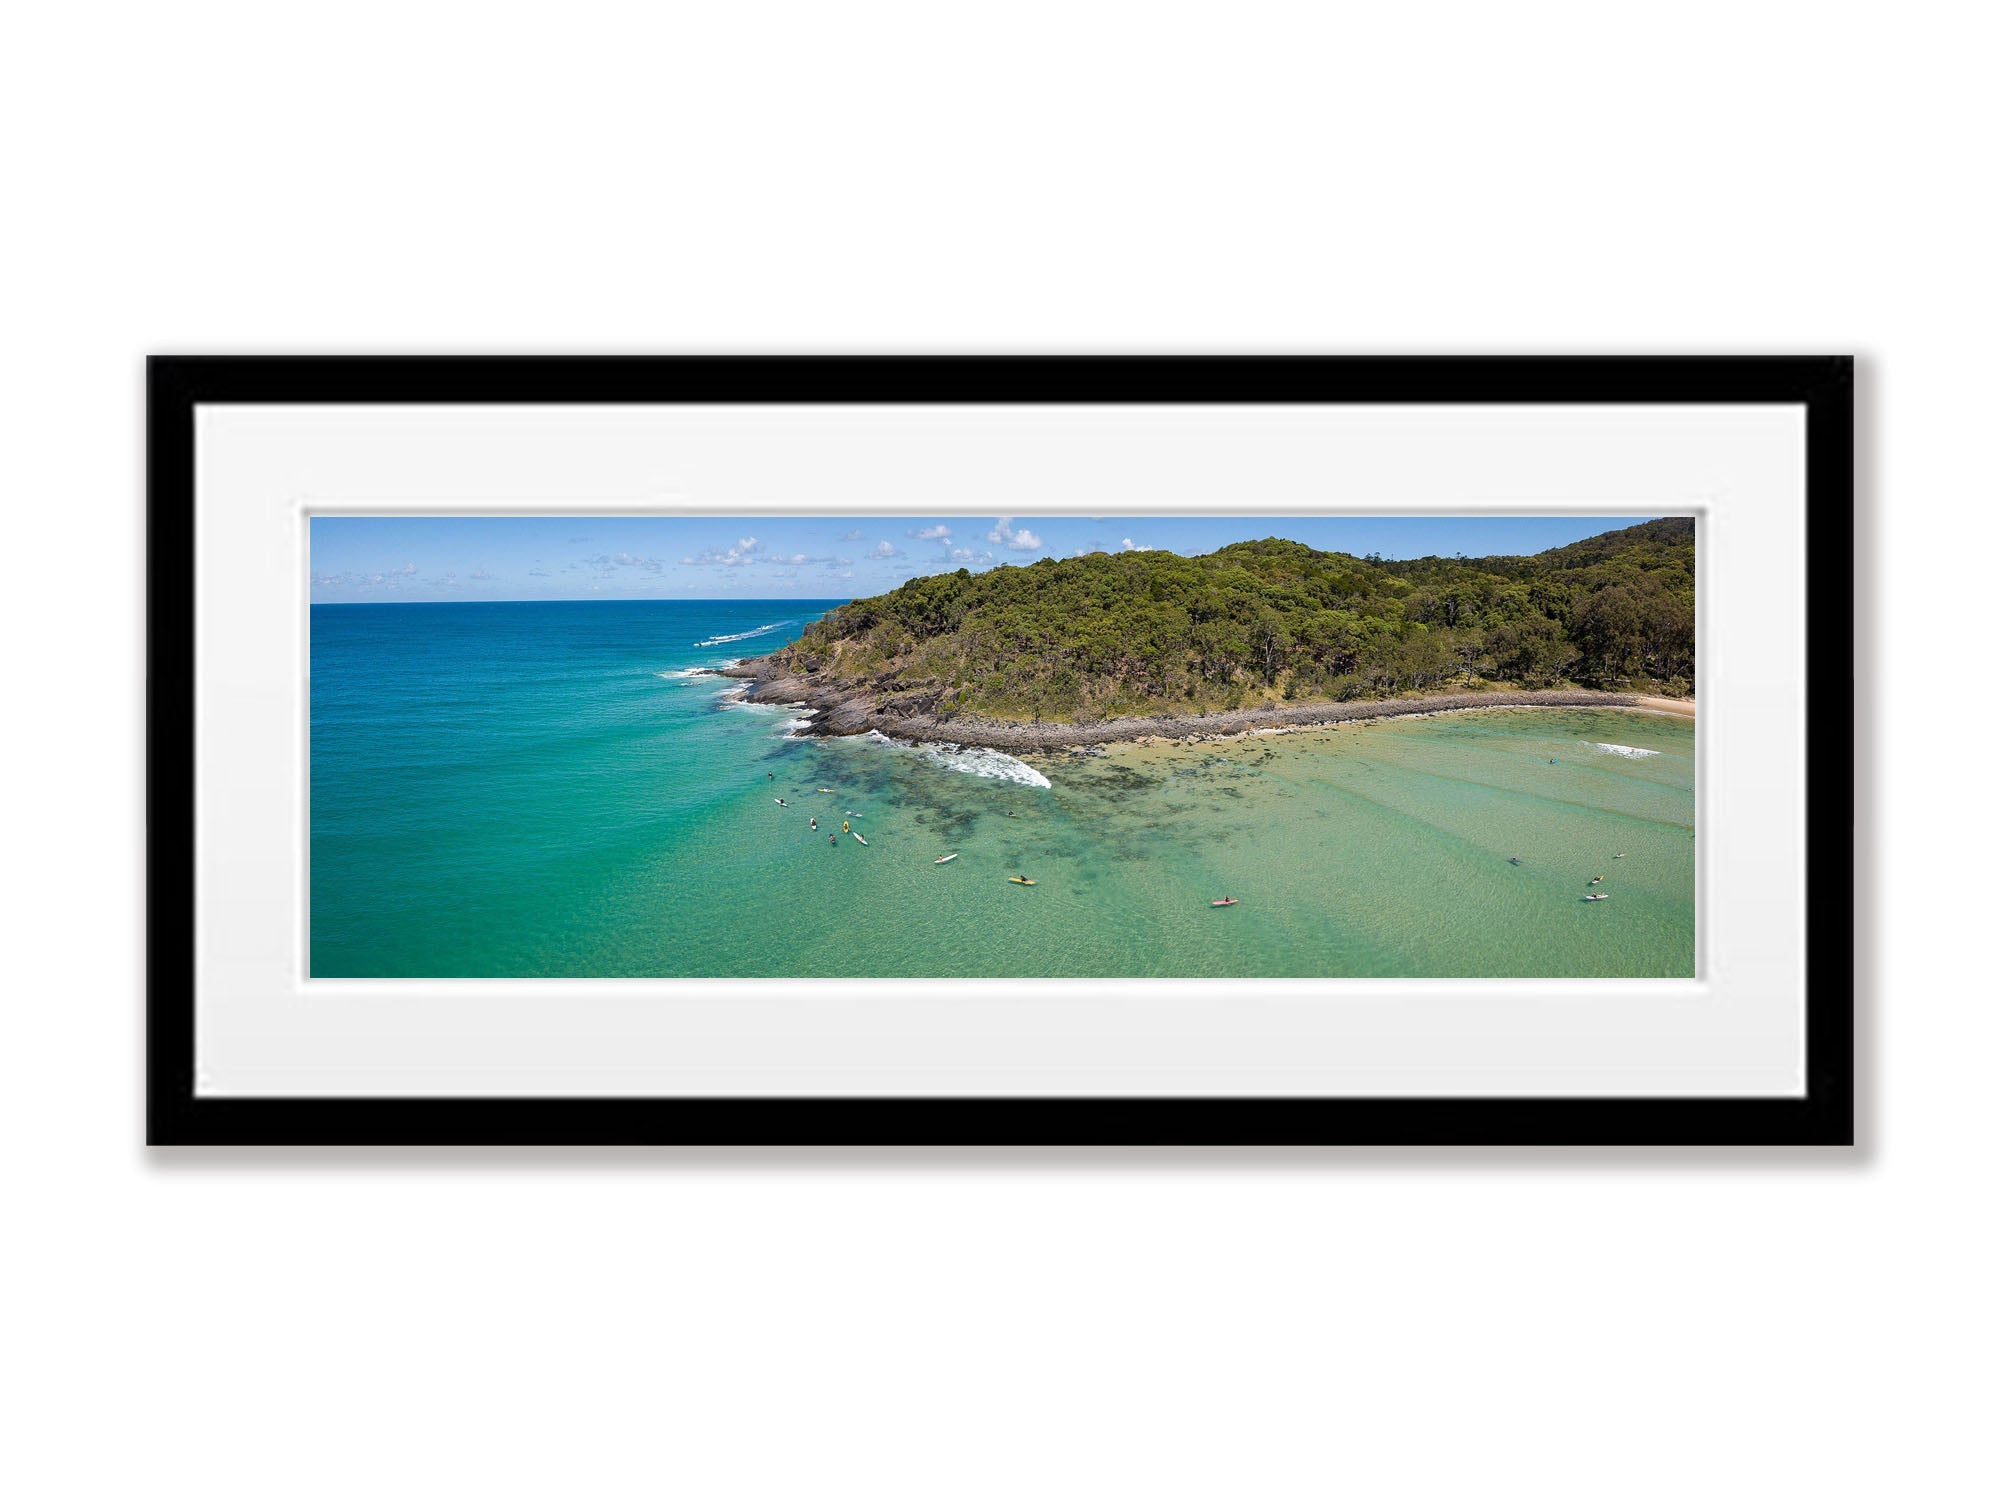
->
[1121,538,1154,552]
[948,546,994,564]
[605,550,664,572]
[987,517,1043,552]
[470,568,493,580]
[768,552,811,566]
[869,540,900,558]
[907,524,952,541]
[680,538,759,568]
[842,529,865,542]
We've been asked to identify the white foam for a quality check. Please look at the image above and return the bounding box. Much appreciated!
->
[656,667,718,680]
[717,692,819,739]
[694,620,794,647]
[864,730,1053,789]
[1594,742,1660,759]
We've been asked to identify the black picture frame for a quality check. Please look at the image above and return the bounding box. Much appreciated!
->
[148,355,1854,1146]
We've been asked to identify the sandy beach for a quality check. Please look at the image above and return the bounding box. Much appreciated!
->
[1631,695,1698,718]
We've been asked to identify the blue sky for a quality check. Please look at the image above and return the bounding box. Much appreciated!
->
[309,515,1662,602]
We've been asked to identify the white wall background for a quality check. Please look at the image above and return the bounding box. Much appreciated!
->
[1,4,1988,1496]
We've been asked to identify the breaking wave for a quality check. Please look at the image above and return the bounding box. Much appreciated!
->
[864,731,1053,789]
[1594,742,1661,759]
[656,667,718,680]
[694,621,793,647]
[717,691,817,738]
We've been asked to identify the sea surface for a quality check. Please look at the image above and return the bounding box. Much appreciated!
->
[311,601,1696,978]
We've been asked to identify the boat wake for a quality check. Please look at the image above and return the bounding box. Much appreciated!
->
[1594,742,1661,759]
[863,731,1053,789]
[694,620,793,647]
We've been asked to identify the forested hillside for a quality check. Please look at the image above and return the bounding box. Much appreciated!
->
[769,518,1694,723]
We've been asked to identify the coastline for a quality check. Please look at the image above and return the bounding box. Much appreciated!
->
[1630,695,1697,719]
[718,658,1693,752]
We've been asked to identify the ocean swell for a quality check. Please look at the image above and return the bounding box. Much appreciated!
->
[1594,742,1661,759]
[864,730,1053,788]
[717,690,818,738]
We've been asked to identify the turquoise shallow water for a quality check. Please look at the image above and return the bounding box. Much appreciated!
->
[311,602,1695,978]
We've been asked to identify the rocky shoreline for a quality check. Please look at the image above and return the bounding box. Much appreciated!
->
[717,658,1679,753]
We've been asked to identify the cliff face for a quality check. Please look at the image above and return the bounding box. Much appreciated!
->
[755,521,1695,728]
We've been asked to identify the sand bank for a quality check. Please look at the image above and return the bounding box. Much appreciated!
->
[1630,695,1697,718]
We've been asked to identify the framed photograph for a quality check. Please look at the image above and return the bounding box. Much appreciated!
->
[149,356,1853,1145]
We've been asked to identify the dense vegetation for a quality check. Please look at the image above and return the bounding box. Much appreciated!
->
[772,518,1694,723]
